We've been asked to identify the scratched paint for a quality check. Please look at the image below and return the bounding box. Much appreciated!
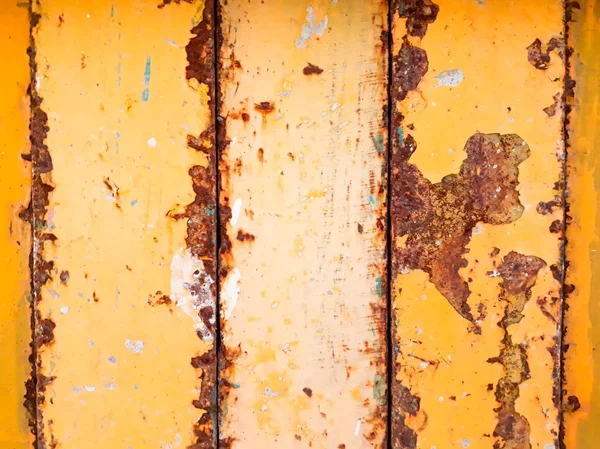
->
[0,3,34,448]
[390,1,565,448]
[30,1,216,447]
[562,1,600,448]
[218,0,388,447]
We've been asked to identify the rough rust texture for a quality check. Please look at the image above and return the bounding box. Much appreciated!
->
[526,37,563,70]
[302,63,323,75]
[488,252,546,449]
[20,9,57,449]
[390,2,439,447]
[166,1,218,446]
[392,133,531,327]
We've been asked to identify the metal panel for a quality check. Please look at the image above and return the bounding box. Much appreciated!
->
[217,0,389,447]
[390,1,565,448]
[563,1,600,447]
[0,3,34,448]
[30,1,217,447]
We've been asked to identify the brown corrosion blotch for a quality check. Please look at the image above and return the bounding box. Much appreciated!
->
[303,63,323,75]
[391,382,420,449]
[254,101,275,114]
[393,38,429,102]
[303,387,313,397]
[543,93,562,117]
[173,1,219,446]
[527,37,563,70]
[157,0,193,9]
[257,148,264,162]
[394,0,440,39]
[392,133,531,324]
[565,395,581,412]
[236,230,255,242]
[488,252,546,449]
[59,270,69,284]
[536,197,561,215]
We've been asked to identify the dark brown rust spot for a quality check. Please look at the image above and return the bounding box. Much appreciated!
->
[254,101,275,114]
[236,230,255,242]
[488,251,545,449]
[391,382,420,449]
[59,270,69,284]
[303,63,323,75]
[157,0,193,7]
[527,37,563,70]
[395,0,440,39]
[536,197,561,215]
[565,395,581,412]
[392,133,531,325]
[257,148,264,162]
[549,219,562,234]
[303,387,313,397]
[393,37,429,102]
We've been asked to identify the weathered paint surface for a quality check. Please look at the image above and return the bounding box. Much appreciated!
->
[390,1,565,448]
[563,1,600,447]
[29,0,217,447]
[0,3,33,448]
[2,1,600,449]
[217,0,389,447]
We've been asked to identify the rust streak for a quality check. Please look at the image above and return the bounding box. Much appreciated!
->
[488,252,546,449]
[20,7,57,448]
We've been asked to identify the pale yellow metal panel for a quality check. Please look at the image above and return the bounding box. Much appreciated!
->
[390,1,565,448]
[0,3,34,448]
[217,0,389,447]
[31,0,217,447]
[563,1,600,447]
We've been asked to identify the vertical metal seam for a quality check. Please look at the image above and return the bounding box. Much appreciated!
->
[214,0,222,446]
[386,0,393,448]
[558,1,573,447]
[26,2,39,447]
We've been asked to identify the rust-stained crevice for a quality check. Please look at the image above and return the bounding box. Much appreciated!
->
[165,0,218,446]
[21,4,57,448]
[389,2,439,448]
[558,2,579,448]
[487,252,546,449]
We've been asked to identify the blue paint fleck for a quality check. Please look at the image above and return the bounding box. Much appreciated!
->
[131,199,138,206]
[205,208,215,216]
[368,195,377,209]
[375,276,383,296]
[397,126,404,146]
[142,56,151,102]
[373,134,385,154]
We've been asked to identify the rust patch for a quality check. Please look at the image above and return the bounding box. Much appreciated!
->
[19,8,59,448]
[157,0,193,8]
[543,92,562,117]
[391,383,419,449]
[236,229,255,242]
[254,101,275,114]
[536,197,561,215]
[392,133,532,326]
[59,270,69,284]
[303,63,323,75]
[164,1,218,446]
[394,0,439,39]
[302,387,313,397]
[564,395,581,412]
[393,38,429,102]
[527,37,563,70]
[487,251,546,449]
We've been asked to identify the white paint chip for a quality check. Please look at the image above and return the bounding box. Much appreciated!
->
[434,69,464,88]
[223,267,242,319]
[148,137,157,147]
[354,419,361,436]
[84,385,96,392]
[462,439,471,448]
[125,339,144,354]
[60,305,69,315]
[170,247,215,341]
[295,5,328,49]
[230,198,243,226]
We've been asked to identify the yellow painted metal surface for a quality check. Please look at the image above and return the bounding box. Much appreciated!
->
[1,1,600,449]
[390,1,565,448]
[30,0,217,446]
[217,0,388,447]
[563,1,600,447]
[0,3,33,448]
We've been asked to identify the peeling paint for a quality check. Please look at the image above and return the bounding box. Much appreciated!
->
[295,5,328,49]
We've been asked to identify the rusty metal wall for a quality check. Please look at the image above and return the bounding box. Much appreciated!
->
[0,0,597,448]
